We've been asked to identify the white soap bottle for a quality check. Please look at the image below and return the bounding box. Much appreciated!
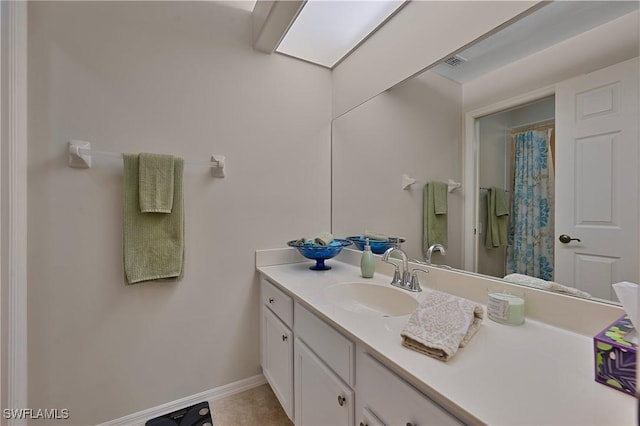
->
[360,238,375,278]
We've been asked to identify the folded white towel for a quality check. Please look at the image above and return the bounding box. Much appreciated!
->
[364,230,388,241]
[401,290,483,361]
[503,273,592,299]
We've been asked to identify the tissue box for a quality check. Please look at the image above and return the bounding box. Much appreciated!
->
[594,315,637,395]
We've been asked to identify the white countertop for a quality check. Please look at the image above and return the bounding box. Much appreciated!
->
[257,259,636,426]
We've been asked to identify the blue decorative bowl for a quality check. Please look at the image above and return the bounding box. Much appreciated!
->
[346,236,406,255]
[287,239,353,271]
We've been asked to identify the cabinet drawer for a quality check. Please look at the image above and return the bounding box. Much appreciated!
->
[359,408,385,426]
[357,351,462,426]
[261,278,293,327]
[294,302,355,386]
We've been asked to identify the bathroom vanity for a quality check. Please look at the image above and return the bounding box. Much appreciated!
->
[257,248,634,425]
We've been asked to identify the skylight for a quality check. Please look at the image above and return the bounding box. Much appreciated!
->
[276,0,405,68]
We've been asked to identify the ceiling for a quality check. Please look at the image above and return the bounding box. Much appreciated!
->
[431,1,640,83]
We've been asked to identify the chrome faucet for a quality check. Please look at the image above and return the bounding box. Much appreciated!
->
[381,247,427,292]
[425,243,446,265]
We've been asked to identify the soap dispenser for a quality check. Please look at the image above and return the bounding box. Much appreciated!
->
[360,238,375,278]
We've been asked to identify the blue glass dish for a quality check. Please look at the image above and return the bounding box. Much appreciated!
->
[346,236,406,255]
[287,239,353,271]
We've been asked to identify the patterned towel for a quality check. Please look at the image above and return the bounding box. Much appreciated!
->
[401,290,484,361]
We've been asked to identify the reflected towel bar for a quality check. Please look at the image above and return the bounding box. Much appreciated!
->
[480,187,510,192]
[401,175,461,193]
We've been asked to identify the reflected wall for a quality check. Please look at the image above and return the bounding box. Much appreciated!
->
[332,70,463,266]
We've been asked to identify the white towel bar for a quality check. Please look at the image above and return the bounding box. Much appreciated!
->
[68,140,226,177]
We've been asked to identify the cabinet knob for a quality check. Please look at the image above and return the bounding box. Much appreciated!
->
[406,423,415,426]
[337,395,346,406]
[268,298,274,304]
[360,423,367,426]
[282,335,288,342]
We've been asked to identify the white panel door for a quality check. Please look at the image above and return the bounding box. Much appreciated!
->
[555,57,639,300]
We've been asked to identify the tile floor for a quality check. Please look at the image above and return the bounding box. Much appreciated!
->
[210,384,292,426]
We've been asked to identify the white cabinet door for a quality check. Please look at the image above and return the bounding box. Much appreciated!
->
[294,338,354,426]
[262,307,293,420]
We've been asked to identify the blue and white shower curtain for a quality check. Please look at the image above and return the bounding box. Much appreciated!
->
[506,130,555,280]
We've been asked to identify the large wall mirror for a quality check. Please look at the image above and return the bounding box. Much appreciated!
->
[332,1,639,304]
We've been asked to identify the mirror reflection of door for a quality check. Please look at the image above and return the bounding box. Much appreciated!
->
[476,58,639,302]
[555,57,639,301]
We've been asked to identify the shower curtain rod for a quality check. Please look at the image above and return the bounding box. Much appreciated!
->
[510,119,555,134]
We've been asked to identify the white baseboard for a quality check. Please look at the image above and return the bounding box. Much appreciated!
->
[98,374,266,426]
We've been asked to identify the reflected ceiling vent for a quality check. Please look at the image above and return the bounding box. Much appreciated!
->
[443,55,467,67]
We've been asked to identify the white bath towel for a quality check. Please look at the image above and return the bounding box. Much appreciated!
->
[503,273,591,299]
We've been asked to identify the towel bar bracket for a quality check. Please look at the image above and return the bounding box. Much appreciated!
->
[211,155,225,178]
[68,140,92,169]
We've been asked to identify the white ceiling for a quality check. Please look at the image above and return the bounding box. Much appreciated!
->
[431,1,640,83]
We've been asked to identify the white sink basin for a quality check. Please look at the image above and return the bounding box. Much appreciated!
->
[324,282,419,317]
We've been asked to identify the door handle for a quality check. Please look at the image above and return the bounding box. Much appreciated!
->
[559,234,581,244]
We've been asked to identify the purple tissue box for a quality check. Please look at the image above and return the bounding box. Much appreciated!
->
[594,315,637,395]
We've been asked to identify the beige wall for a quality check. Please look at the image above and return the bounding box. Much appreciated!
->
[332,71,463,266]
[332,1,539,118]
[27,1,331,424]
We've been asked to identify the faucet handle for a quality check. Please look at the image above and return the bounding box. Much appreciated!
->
[408,268,429,292]
[386,262,402,286]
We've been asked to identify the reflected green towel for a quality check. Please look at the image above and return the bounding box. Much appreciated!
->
[139,153,175,213]
[423,181,448,252]
[485,187,509,248]
[124,153,184,284]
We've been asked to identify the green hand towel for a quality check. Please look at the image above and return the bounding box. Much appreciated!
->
[485,187,509,248]
[433,182,448,215]
[423,182,448,253]
[124,153,184,284]
[139,153,175,213]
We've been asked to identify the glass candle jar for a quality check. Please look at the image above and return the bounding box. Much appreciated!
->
[487,287,525,326]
